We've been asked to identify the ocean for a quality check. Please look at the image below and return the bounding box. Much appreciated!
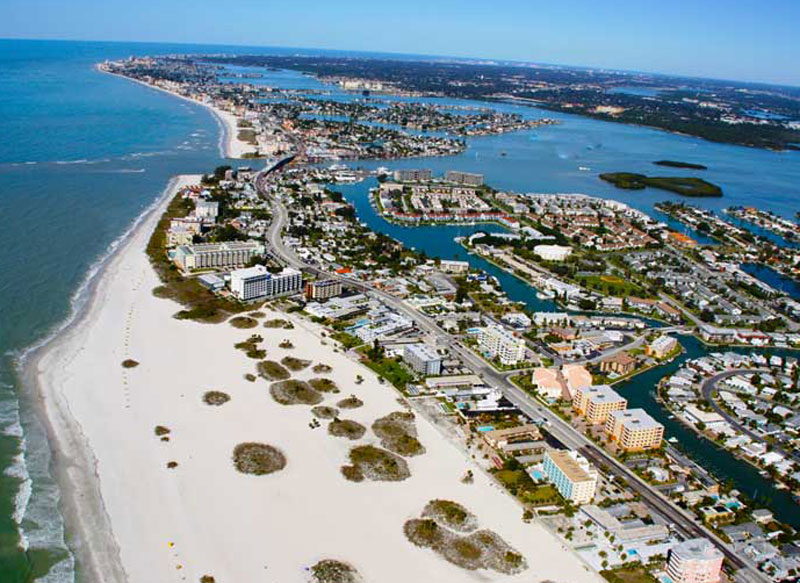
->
[1,38,799,582]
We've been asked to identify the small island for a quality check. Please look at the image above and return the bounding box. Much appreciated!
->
[599,172,722,197]
[653,160,708,170]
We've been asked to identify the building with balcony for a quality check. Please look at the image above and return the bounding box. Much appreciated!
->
[605,408,664,451]
[543,449,597,505]
[666,538,723,583]
[573,385,627,424]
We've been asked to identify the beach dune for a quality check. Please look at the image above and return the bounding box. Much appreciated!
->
[31,176,601,582]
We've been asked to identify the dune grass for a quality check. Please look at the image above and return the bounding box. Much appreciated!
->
[422,500,478,533]
[312,363,333,374]
[229,316,258,329]
[309,377,339,393]
[203,391,231,406]
[337,396,363,409]
[232,442,286,475]
[257,360,291,381]
[310,559,360,583]
[281,356,311,371]
[341,445,410,482]
[312,406,340,419]
[328,419,367,440]
[372,411,425,457]
[270,380,323,406]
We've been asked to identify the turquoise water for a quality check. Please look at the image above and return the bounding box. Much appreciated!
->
[2,40,800,582]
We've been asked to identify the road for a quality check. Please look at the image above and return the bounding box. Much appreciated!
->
[256,167,769,583]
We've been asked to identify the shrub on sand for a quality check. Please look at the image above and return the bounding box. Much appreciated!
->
[229,316,258,329]
[232,442,286,475]
[122,359,139,368]
[203,391,231,406]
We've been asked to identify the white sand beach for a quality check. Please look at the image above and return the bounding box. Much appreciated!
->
[30,175,602,583]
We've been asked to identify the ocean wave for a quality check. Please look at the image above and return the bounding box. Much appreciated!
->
[11,176,182,582]
[54,159,89,165]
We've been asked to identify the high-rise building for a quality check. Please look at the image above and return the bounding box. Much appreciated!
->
[477,325,526,365]
[393,169,432,183]
[573,385,627,424]
[305,279,343,301]
[173,241,264,271]
[667,538,724,583]
[445,170,484,186]
[605,408,664,451]
[229,266,302,301]
[403,343,442,376]
[543,450,597,505]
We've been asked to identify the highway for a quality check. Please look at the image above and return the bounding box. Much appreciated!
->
[255,166,770,583]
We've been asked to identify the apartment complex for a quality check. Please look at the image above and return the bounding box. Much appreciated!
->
[605,408,665,451]
[393,168,432,183]
[439,259,470,274]
[445,170,484,186]
[646,335,679,359]
[543,450,598,505]
[305,279,343,301]
[173,241,264,271]
[229,266,303,301]
[667,538,723,583]
[600,352,637,376]
[477,325,526,365]
[403,343,442,376]
[573,385,627,424]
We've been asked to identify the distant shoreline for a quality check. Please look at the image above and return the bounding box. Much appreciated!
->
[97,64,251,160]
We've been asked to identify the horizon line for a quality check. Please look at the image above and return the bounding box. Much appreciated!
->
[3,35,799,90]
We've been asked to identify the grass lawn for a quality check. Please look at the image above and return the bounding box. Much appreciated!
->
[577,274,649,298]
[521,484,561,506]
[331,331,362,350]
[356,349,414,389]
[600,566,659,583]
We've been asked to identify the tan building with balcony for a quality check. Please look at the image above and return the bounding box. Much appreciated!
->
[605,408,664,451]
[574,385,627,424]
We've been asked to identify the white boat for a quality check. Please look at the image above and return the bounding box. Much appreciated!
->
[578,166,591,172]
[537,290,555,300]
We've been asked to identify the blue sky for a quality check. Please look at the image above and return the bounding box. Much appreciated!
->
[2,0,799,86]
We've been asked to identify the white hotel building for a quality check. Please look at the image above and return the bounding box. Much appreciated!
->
[477,325,526,365]
[229,266,303,301]
[174,241,264,271]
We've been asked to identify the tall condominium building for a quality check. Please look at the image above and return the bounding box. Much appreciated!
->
[667,538,724,583]
[444,170,484,186]
[195,200,219,220]
[477,325,526,366]
[543,450,598,505]
[305,279,343,301]
[605,408,665,451]
[229,266,302,301]
[403,343,442,376]
[573,385,627,424]
[393,168,432,183]
[173,241,264,271]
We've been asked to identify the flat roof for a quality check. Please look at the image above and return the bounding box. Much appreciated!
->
[608,408,663,430]
[547,450,594,483]
[581,384,626,404]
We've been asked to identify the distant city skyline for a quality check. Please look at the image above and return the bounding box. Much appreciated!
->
[1,0,799,87]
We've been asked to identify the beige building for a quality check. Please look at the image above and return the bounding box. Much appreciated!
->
[531,367,564,400]
[646,335,679,359]
[605,408,664,451]
[561,363,592,399]
[574,385,627,424]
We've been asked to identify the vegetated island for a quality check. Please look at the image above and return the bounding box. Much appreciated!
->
[653,160,708,170]
[599,172,722,197]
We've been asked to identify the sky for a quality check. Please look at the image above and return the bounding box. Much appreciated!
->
[1,0,799,86]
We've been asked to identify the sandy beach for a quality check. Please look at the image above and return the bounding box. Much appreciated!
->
[28,175,603,583]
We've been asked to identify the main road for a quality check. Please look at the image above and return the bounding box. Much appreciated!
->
[257,167,769,583]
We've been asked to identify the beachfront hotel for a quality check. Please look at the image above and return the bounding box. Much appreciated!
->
[173,241,264,271]
[229,266,303,301]
[542,450,598,505]
[477,325,526,365]
[666,538,724,583]
[403,343,442,376]
[573,385,627,424]
[605,408,665,452]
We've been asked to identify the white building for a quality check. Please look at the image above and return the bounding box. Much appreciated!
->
[403,343,442,376]
[174,241,264,271]
[195,200,219,220]
[534,244,573,262]
[543,449,597,505]
[229,266,302,301]
[477,325,526,365]
[445,170,484,186]
[439,259,470,274]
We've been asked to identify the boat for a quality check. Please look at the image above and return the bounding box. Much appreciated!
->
[578,166,591,172]
[668,437,678,443]
[537,290,555,300]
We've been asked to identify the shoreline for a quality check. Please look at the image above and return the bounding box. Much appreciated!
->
[19,175,199,583]
[97,65,254,160]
